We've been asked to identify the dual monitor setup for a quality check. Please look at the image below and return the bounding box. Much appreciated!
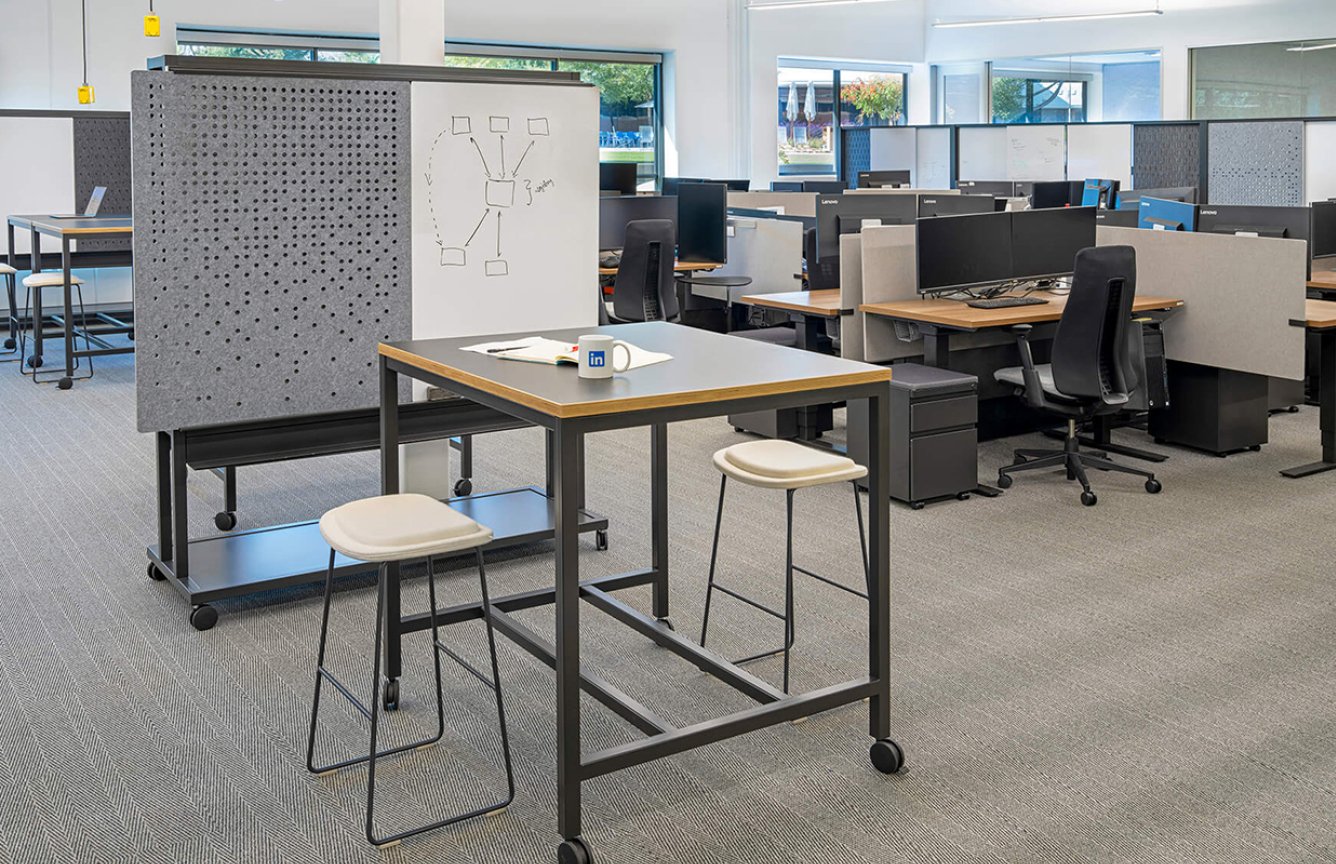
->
[598,163,753,197]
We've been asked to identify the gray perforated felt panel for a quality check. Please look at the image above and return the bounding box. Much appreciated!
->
[1133,123,1200,190]
[1208,120,1305,206]
[73,115,132,253]
[131,71,412,433]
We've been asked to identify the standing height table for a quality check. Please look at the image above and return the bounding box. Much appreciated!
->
[377,321,901,862]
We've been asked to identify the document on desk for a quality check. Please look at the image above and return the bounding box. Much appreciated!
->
[462,336,672,370]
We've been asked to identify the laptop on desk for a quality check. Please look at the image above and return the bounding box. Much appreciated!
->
[50,186,107,219]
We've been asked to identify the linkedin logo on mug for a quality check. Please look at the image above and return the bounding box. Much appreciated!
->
[578,334,632,379]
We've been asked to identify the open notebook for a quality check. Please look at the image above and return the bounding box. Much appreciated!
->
[462,336,672,370]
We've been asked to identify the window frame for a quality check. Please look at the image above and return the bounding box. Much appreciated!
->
[777,58,912,177]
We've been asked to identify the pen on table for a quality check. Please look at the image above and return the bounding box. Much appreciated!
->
[485,345,527,354]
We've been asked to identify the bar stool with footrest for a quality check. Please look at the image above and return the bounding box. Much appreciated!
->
[306,493,515,849]
[0,263,17,361]
[19,271,94,388]
[699,439,875,697]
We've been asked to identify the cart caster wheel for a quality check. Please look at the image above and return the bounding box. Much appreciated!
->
[453,478,473,497]
[26,355,42,369]
[996,473,1013,489]
[956,492,970,501]
[594,529,608,551]
[57,377,72,390]
[190,605,218,631]
[1145,479,1162,494]
[147,562,167,582]
[1288,405,1300,413]
[558,836,594,864]
[1080,491,1098,507]
[214,511,237,531]
[383,679,400,712]
[1250,444,1262,452]
[909,501,925,511]
[2,337,13,350]
[734,427,745,434]
[656,617,675,631]
[870,739,905,774]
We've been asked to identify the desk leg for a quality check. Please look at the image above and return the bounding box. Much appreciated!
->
[61,237,75,386]
[796,314,823,352]
[379,357,404,708]
[921,327,950,369]
[553,421,584,846]
[865,391,892,742]
[651,423,669,621]
[29,228,42,369]
[1282,329,1336,478]
[170,430,190,584]
[156,431,173,562]
[5,224,15,351]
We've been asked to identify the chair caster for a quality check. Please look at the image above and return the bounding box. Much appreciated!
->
[214,511,237,531]
[2,337,13,350]
[383,679,400,712]
[996,473,1013,489]
[1145,479,1162,494]
[870,738,905,774]
[190,604,218,631]
[147,562,167,581]
[558,836,594,864]
[453,478,473,497]
[909,501,925,511]
[1080,491,1098,507]
[57,376,72,390]
[594,529,608,551]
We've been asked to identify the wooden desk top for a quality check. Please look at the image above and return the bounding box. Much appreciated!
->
[598,261,719,276]
[380,321,890,420]
[8,214,133,236]
[739,290,844,318]
[1308,269,1336,291]
[1301,299,1336,330]
[859,291,1185,331]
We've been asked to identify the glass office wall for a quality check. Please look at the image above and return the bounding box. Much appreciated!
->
[937,64,986,124]
[1193,39,1336,119]
[777,61,909,176]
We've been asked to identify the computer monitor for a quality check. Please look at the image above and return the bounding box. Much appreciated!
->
[916,212,1014,295]
[719,179,751,192]
[661,177,705,197]
[677,181,728,264]
[858,170,912,189]
[919,194,996,218]
[814,193,919,262]
[599,195,677,250]
[1011,207,1097,281]
[957,180,1016,197]
[770,181,805,192]
[599,163,638,196]
[84,186,107,217]
[1031,181,1072,210]
[1080,178,1120,209]
[1196,205,1311,244]
[803,180,847,194]
[1312,201,1336,258]
[1116,186,1197,210]
[1138,197,1198,232]
[1096,208,1140,228]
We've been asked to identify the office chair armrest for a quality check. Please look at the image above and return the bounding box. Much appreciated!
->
[1008,324,1046,410]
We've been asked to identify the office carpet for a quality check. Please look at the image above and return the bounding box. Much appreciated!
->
[0,350,1333,864]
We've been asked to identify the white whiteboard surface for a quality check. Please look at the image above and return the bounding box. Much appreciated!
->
[1007,125,1066,181]
[1067,124,1132,188]
[0,117,76,257]
[958,126,1007,181]
[411,81,599,341]
[1305,122,1336,203]
[916,127,952,191]
[869,127,917,182]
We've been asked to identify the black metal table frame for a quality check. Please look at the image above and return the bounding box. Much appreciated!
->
[6,219,135,389]
[379,353,895,858]
[1282,322,1336,478]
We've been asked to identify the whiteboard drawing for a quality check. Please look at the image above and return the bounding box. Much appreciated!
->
[425,113,554,276]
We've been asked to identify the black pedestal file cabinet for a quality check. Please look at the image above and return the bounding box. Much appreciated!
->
[1149,360,1269,455]
[848,364,979,509]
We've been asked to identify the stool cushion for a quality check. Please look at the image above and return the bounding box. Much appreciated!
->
[319,493,492,562]
[22,272,84,288]
[714,439,867,490]
[0,263,16,276]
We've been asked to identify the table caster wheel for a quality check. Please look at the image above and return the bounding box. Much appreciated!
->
[1288,405,1299,413]
[26,355,42,369]
[1080,491,1098,507]
[214,511,237,531]
[383,679,400,712]
[594,529,608,551]
[558,836,594,864]
[996,473,1013,489]
[656,617,675,632]
[870,739,904,774]
[453,478,473,497]
[2,337,13,350]
[956,492,970,501]
[190,605,218,631]
[147,562,167,582]
[909,501,925,511]
[57,377,72,390]
[1145,479,1162,494]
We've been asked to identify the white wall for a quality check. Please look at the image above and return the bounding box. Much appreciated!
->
[926,0,1336,120]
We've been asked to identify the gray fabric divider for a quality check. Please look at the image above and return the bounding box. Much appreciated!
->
[72,115,132,254]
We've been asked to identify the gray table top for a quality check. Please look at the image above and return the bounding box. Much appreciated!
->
[380,321,891,419]
[7,214,133,236]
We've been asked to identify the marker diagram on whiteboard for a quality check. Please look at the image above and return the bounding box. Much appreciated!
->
[426,113,553,277]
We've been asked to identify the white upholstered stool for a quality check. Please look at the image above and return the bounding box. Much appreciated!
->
[699,440,870,693]
[0,263,17,360]
[307,493,514,848]
[18,271,91,385]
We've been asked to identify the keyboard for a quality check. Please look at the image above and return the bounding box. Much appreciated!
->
[966,296,1050,309]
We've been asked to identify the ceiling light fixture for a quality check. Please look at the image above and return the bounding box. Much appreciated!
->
[934,4,1163,28]
[748,0,900,11]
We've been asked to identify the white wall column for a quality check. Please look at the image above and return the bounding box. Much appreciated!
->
[379,0,445,65]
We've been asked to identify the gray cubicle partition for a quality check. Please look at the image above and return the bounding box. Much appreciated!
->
[72,115,132,253]
[1132,123,1202,191]
[1207,120,1305,207]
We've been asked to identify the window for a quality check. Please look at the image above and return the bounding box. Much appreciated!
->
[1192,39,1336,119]
[175,29,664,189]
[991,77,1086,124]
[777,61,908,176]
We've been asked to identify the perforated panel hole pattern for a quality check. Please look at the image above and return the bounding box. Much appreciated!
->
[132,72,412,432]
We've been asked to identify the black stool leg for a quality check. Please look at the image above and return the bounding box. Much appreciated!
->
[782,488,795,693]
[2,274,16,359]
[699,474,728,648]
[365,563,388,846]
[474,548,517,807]
[853,481,870,596]
[305,549,338,774]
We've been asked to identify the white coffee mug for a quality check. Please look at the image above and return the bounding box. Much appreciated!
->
[578,334,632,379]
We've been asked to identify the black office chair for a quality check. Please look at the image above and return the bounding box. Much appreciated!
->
[607,219,679,324]
[994,245,1162,507]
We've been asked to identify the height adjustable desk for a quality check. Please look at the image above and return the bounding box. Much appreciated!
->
[1282,299,1336,478]
[738,288,846,351]
[377,321,899,861]
[6,214,134,388]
